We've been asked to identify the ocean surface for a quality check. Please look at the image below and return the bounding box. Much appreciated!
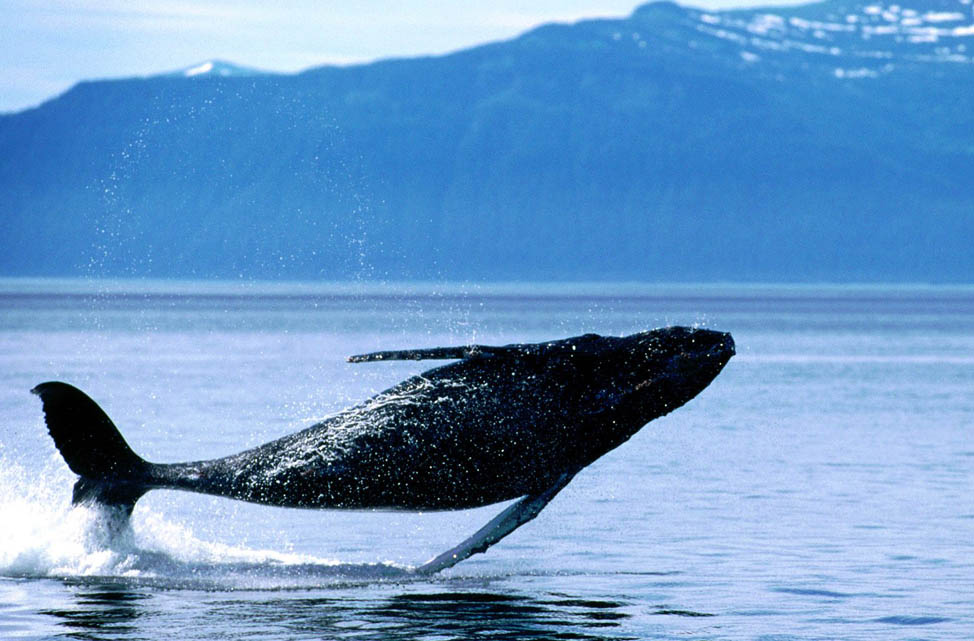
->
[0,279,971,640]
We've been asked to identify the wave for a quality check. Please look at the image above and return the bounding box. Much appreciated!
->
[0,457,412,589]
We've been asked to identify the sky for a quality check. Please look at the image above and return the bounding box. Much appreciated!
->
[0,0,809,114]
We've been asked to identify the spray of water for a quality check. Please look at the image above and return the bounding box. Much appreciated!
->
[0,455,411,587]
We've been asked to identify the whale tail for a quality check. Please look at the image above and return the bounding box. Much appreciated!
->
[32,382,152,515]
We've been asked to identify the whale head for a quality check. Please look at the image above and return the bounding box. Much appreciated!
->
[538,327,735,465]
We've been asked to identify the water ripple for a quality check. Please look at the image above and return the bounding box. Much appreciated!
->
[875,615,952,626]
[772,587,854,599]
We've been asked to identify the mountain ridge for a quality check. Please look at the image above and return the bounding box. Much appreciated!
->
[1,0,972,282]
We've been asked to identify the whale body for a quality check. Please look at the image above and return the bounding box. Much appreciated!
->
[34,326,734,571]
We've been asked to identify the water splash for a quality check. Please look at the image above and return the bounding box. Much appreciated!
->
[0,459,132,578]
[0,457,411,588]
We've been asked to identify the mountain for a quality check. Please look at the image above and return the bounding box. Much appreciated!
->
[1,0,972,282]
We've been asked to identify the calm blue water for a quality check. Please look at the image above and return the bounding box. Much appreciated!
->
[1,279,972,640]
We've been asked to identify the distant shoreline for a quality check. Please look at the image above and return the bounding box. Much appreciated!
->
[1,277,972,299]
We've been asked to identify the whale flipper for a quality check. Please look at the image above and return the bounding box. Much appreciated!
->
[414,468,579,575]
[347,344,513,363]
[32,382,151,515]
[348,334,607,363]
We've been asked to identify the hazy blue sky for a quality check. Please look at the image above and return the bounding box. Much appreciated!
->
[1,0,807,113]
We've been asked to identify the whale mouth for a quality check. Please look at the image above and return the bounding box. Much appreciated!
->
[709,331,735,360]
[694,331,735,377]
[674,329,735,365]
[667,329,735,384]
[630,329,734,393]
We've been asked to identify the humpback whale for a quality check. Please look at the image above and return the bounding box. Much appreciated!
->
[33,326,733,573]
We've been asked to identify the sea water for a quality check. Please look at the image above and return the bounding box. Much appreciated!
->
[0,280,971,640]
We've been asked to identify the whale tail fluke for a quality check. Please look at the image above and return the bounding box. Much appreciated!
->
[32,382,151,515]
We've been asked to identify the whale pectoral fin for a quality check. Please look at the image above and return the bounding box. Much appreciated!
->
[347,343,537,363]
[348,345,495,362]
[413,469,580,575]
[348,335,598,363]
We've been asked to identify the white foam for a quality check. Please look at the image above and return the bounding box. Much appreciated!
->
[0,459,134,578]
[0,456,407,586]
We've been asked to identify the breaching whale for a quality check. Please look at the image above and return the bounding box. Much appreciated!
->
[33,326,733,573]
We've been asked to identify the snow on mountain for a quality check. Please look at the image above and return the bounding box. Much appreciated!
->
[170,60,265,78]
[685,0,974,77]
